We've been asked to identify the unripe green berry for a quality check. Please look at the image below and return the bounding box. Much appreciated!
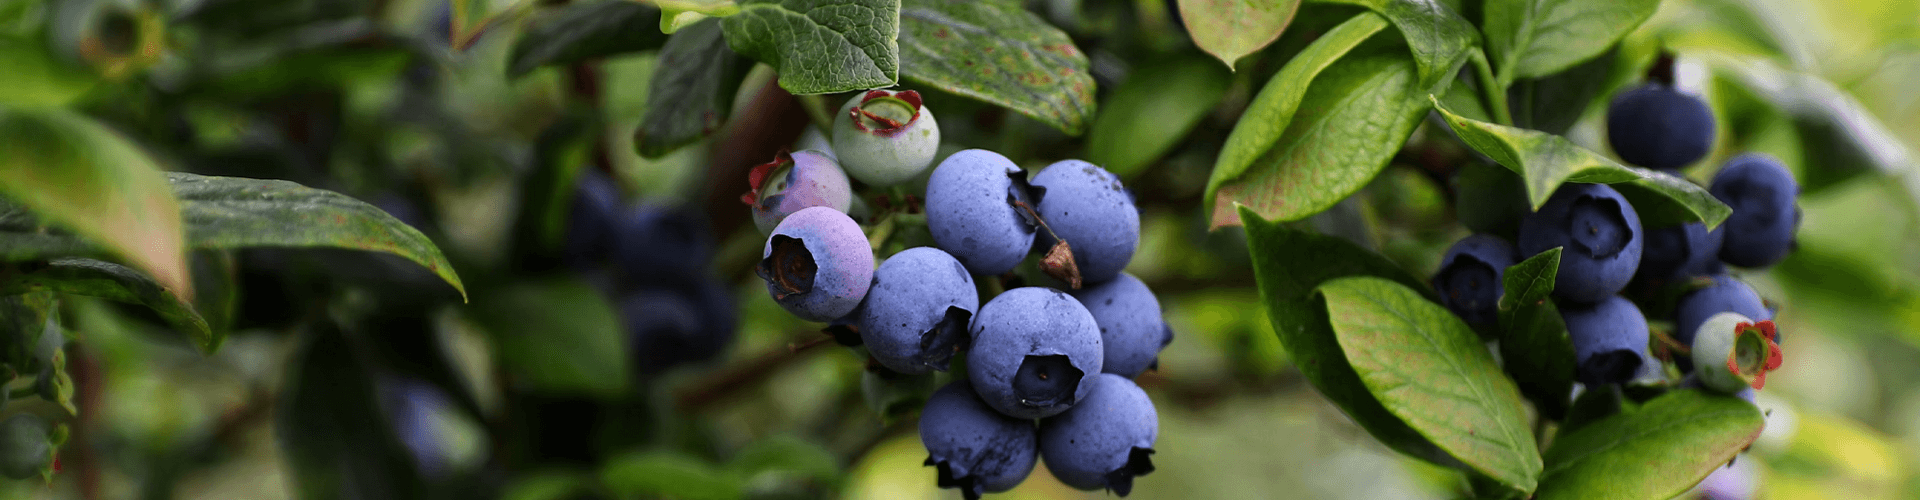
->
[1691,311,1783,394]
[831,89,940,187]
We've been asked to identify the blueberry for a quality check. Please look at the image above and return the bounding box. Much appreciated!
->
[1689,455,1757,500]
[1068,273,1171,378]
[614,204,715,288]
[1432,234,1517,326]
[1710,153,1800,268]
[1673,275,1771,348]
[1690,312,1782,394]
[1032,160,1140,285]
[756,207,873,322]
[1518,183,1643,304]
[1038,373,1158,496]
[0,413,50,480]
[621,279,737,374]
[794,124,837,161]
[744,150,853,234]
[832,89,941,187]
[564,168,623,266]
[859,247,979,374]
[1631,221,1723,287]
[1606,83,1715,171]
[919,381,1040,500]
[1559,295,1650,386]
[925,149,1038,275]
[968,287,1103,419]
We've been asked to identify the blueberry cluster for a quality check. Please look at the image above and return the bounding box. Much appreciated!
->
[748,91,1170,498]
[565,170,736,374]
[1434,153,1798,393]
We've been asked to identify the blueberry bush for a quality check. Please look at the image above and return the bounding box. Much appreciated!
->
[1,0,1918,498]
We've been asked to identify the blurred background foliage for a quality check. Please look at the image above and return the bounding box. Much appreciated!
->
[0,0,1916,498]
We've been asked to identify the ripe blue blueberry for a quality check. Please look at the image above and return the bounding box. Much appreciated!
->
[1518,183,1643,304]
[1432,234,1517,326]
[1032,160,1140,285]
[1068,273,1171,378]
[1606,83,1715,171]
[564,168,623,266]
[919,381,1040,500]
[1674,275,1772,348]
[744,150,853,234]
[1631,221,1723,287]
[968,287,1103,419]
[832,89,940,187]
[925,149,1038,275]
[1558,295,1651,386]
[1710,153,1801,268]
[859,247,980,374]
[614,204,714,288]
[757,207,873,322]
[0,414,50,480]
[1038,373,1158,496]
[621,279,737,374]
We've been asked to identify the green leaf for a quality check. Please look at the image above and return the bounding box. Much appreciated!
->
[1482,0,1658,83]
[636,18,751,158]
[720,0,899,95]
[468,279,630,398]
[1086,55,1231,178]
[508,1,669,78]
[1175,0,1303,69]
[1241,208,1461,467]
[1430,95,1733,229]
[602,450,744,500]
[0,257,216,352]
[1316,275,1542,493]
[0,35,97,107]
[861,367,933,423]
[0,108,189,299]
[1535,390,1765,500]
[1311,0,1479,86]
[1495,248,1575,420]
[167,173,468,299]
[277,323,427,499]
[1507,48,1614,136]
[898,0,1096,135]
[1206,12,1389,212]
[1211,43,1434,228]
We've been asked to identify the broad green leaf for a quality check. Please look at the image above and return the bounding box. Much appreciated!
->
[655,0,744,17]
[1086,56,1231,178]
[278,324,428,499]
[602,450,744,500]
[1482,0,1658,83]
[1495,248,1575,420]
[1709,55,1920,207]
[0,35,97,107]
[1535,390,1764,500]
[1,173,467,300]
[1175,0,1303,69]
[167,173,467,299]
[1206,12,1389,212]
[1430,95,1732,229]
[1317,276,1542,493]
[0,108,189,298]
[1242,208,1461,467]
[636,19,751,158]
[898,0,1096,135]
[508,1,669,78]
[1507,48,1614,135]
[1211,45,1433,228]
[0,257,216,352]
[468,279,630,398]
[1312,0,1478,86]
[720,0,899,95]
